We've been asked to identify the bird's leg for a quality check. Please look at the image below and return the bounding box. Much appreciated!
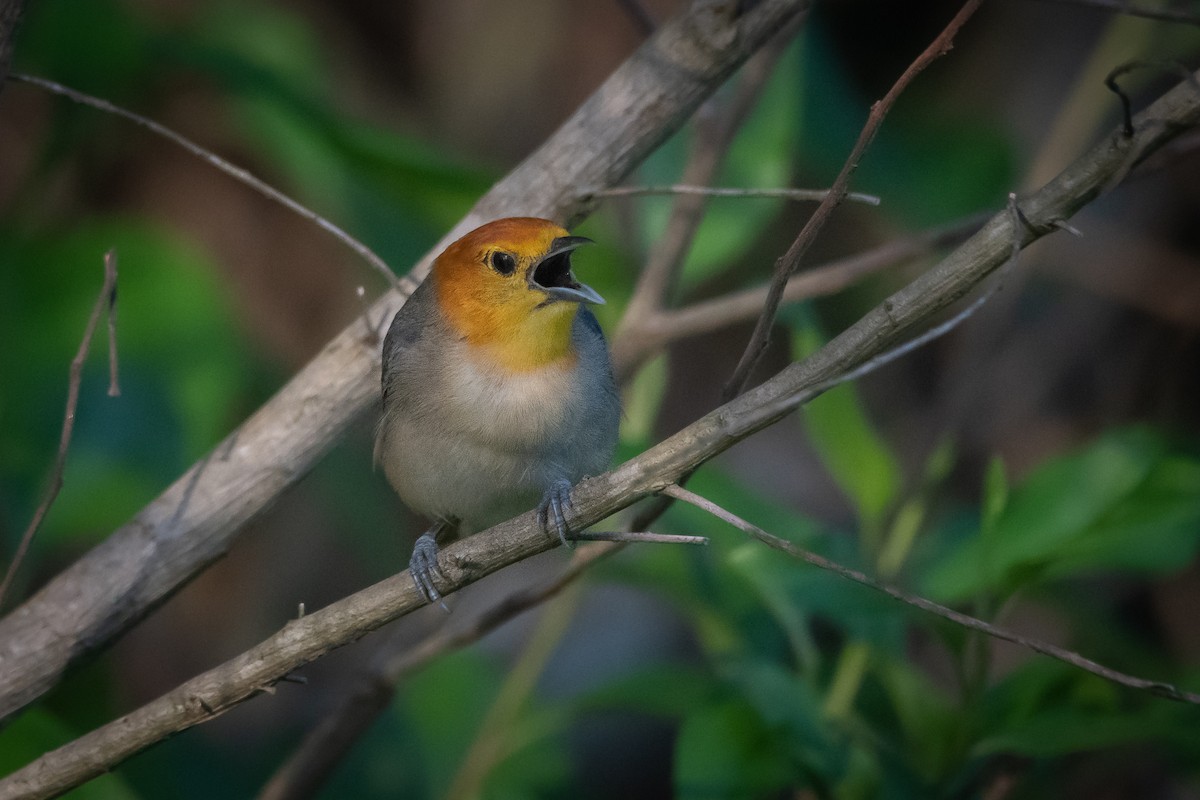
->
[537,478,575,549]
[410,519,453,610]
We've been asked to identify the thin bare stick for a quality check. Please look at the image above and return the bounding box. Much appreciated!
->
[597,184,881,205]
[569,530,707,544]
[662,484,1200,704]
[723,0,983,400]
[1017,0,1200,25]
[7,73,404,291]
[105,265,120,397]
[0,250,119,609]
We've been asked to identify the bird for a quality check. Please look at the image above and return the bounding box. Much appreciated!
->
[375,217,621,605]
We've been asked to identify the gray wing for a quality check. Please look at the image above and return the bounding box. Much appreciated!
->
[375,279,440,464]
[569,307,622,474]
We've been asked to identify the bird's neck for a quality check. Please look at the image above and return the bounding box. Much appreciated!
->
[441,291,579,373]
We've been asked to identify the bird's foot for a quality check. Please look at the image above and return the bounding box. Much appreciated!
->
[537,478,575,549]
[410,529,449,612]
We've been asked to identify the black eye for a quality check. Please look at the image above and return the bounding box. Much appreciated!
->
[489,251,516,275]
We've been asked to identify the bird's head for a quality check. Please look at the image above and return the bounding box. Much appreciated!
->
[433,217,604,372]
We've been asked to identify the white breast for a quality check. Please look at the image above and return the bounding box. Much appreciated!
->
[379,339,584,529]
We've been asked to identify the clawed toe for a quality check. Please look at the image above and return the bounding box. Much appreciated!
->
[537,478,575,548]
[410,530,448,612]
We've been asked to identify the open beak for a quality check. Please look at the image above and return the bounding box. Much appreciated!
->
[530,236,605,306]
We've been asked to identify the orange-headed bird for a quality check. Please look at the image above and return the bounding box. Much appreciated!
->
[376,218,620,603]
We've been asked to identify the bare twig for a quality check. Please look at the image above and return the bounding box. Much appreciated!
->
[596,184,880,205]
[569,530,708,544]
[7,73,406,292]
[0,251,119,609]
[6,58,1200,797]
[662,484,1200,704]
[722,0,983,400]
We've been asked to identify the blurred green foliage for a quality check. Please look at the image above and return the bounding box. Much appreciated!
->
[2,2,1199,799]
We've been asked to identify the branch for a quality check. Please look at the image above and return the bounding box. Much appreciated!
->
[662,485,1200,703]
[596,184,880,205]
[0,251,119,609]
[6,59,1200,800]
[0,0,813,728]
[723,0,983,400]
[7,73,407,293]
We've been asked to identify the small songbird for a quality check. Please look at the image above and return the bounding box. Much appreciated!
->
[376,217,621,604]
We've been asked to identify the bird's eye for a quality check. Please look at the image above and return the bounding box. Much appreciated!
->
[489,251,517,275]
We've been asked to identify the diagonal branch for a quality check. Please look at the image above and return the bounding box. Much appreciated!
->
[663,484,1200,703]
[4,59,1200,800]
[7,74,406,293]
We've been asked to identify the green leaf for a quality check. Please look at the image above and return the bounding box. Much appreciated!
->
[795,329,900,530]
[925,426,1174,601]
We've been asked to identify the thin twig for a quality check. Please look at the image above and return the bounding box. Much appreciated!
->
[662,484,1200,704]
[596,184,881,205]
[722,0,983,400]
[105,264,120,396]
[0,250,119,609]
[7,73,404,291]
[569,530,708,544]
